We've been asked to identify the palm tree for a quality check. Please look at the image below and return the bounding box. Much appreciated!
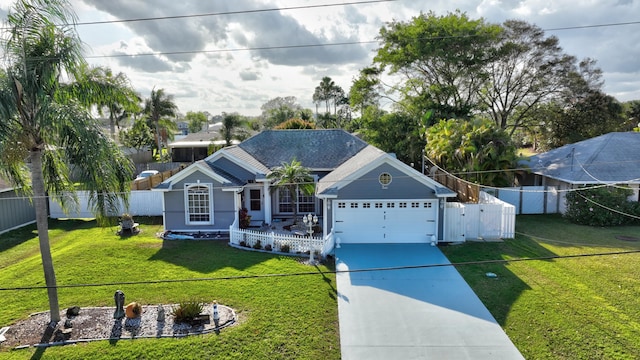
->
[0,0,135,324]
[267,159,315,223]
[221,112,244,146]
[144,88,178,158]
[78,66,141,139]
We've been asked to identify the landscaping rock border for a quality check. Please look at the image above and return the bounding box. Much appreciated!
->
[1,303,236,349]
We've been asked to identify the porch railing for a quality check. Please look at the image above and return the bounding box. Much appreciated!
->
[229,226,327,255]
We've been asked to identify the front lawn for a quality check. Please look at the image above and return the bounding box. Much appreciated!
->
[441,214,640,359]
[0,218,340,359]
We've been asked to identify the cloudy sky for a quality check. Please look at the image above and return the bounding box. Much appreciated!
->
[1,0,639,117]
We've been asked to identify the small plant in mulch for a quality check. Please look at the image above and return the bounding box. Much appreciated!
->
[264,244,272,251]
[171,301,204,324]
[280,244,290,253]
[239,240,248,247]
[253,240,262,250]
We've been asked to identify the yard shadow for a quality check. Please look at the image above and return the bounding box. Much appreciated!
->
[147,239,279,273]
[336,238,557,326]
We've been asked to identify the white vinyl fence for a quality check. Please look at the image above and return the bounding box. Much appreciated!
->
[486,186,562,214]
[444,191,516,241]
[48,190,163,219]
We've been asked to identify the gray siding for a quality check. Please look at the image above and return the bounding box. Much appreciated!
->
[211,157,256,182]
[0,189,36,234]
[337,163,438,200]
[163,171,236,232]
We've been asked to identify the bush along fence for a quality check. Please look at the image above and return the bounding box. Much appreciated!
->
[229,226,332,257]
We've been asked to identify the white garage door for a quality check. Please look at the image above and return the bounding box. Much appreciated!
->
[334,200,437,244]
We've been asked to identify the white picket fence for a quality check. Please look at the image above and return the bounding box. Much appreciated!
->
[48,190,163,218]
[445,191,516,241]
[229,226,329,256]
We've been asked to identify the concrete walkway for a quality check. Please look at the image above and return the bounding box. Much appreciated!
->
[335,244,524,359]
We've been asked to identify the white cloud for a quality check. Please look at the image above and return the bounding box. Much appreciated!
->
[2,0,639,116]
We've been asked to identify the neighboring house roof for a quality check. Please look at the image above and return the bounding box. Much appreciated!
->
[237,129,368,170]
[168,131,238,148]
[521,132,640,184]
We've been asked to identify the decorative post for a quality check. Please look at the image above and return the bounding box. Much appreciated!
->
[113,290,125,319]
[303,214,318,263]
[212,301,220,321]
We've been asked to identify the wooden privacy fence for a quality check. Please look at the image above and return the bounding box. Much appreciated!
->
[131,166,184,190]
[431,167,479,203]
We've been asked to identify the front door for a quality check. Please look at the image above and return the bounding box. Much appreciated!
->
[247,188,263,221]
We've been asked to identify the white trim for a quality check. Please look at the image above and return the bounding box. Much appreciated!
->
[184,183,214,225]
[205,148,267,175]
[157,162,231,191]
[317,153,453,198]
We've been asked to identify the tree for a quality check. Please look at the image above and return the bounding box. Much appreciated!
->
[120,118,155,153]
[349,67,383,115]
[313,76,336,115]
[267,159,315,223]
[77,66,140,139]
[185,111,208,133]
[426,118,518,186]
[374,11,502,121]
[0,0,135,324]
[144,88,178,155]
[220,112,246,146]
[361,108,427,167]
[274,118,316,129]
[260,96,303,128]
[479,20,577,134]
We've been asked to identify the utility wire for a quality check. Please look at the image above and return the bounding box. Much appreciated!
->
[2,248,639,292]
[74,0,400,26]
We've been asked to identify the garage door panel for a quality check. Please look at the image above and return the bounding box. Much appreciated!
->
[335,200,437,244]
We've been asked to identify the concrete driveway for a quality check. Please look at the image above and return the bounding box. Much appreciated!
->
[335,243,524,359]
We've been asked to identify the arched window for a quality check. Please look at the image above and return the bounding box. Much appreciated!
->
[185,184,213,225]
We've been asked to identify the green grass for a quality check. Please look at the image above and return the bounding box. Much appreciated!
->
[0,218,340,359]
[441,214,640,359]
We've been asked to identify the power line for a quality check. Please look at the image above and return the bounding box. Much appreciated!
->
[74,0,400,26]
[2,248,639,292]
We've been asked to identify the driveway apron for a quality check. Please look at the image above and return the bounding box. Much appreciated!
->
[335,243,524,360]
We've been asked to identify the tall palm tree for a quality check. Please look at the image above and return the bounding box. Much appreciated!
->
[78,66,141,139]
[0,0,135,324]
[267,159,315,223]
[221,112,244,146]
[144,88,178,157]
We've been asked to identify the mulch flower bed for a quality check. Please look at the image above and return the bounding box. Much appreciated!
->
[1,303,236,349]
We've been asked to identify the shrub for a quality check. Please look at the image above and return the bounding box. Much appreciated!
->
[252,240,262,250]
[171,301,204,323]
[565,186,640,226]
[239,207,251,229]
[264,244,272,251]
[280,244,290,253]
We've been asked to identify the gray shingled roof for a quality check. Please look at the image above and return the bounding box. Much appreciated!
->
[520,132,640,184]
[221,146,270,174]
[316,145,386,195]
[237,129,368,170]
